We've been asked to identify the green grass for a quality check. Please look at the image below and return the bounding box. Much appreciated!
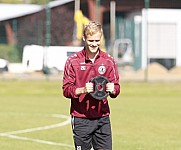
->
[0,80,181,150]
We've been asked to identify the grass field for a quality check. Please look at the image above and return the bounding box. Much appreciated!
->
[0,80,181,150]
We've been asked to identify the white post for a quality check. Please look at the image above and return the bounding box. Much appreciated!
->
[110,1,116,55]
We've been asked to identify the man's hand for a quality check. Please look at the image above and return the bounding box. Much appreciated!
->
[75,83,93,96]
[106,83,115,94]
[85,82,93,93]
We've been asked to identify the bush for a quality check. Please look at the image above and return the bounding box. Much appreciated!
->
[0,44,20,62]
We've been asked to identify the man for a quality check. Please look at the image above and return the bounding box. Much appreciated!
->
[62,21,120,150]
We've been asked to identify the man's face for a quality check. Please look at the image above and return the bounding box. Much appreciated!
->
[84,32,102,54]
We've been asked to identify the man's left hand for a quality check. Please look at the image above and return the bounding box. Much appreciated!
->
[106,83,115,94]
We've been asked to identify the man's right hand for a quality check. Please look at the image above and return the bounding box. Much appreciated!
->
[85,82,93,93]
[75,83,93,96]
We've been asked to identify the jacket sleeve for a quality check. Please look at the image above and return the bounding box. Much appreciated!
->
[62,58,78,99]
[108,59,120,98]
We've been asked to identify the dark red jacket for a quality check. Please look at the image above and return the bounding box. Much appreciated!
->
[62,48,120,118]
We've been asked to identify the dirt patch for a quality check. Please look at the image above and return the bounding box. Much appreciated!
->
[169,66,181,75]
[147,63,169,75]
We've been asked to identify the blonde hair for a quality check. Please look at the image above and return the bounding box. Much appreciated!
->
[83,21,103,37]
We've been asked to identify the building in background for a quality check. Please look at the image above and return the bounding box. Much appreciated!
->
[1,0,181,71]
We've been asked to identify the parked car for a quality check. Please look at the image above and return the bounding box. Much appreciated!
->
[0,58,8,73]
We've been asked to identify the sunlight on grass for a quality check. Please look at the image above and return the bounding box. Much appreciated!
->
[0,80,181,150]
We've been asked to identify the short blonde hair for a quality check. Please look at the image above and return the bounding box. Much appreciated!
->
[83,21,103,37]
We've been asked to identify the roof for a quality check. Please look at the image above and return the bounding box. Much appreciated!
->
[0,0,73,21]
[0,4,42,21]
[49,0,73,8]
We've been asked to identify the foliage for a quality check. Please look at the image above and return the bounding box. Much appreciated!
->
[0,44,20,62]
[0,0,25,4]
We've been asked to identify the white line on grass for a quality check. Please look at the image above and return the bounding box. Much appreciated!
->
[0,133,73,148]
[2,116,71,135]
[0,113,73,148]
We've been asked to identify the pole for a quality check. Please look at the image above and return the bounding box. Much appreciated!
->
[110,1,116,55]
[144,0,149,81]
[43,0,51,75]
[74,0,80,13]
[46,0,51,47]
[73,0,80,43]
[96,0,100,22]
